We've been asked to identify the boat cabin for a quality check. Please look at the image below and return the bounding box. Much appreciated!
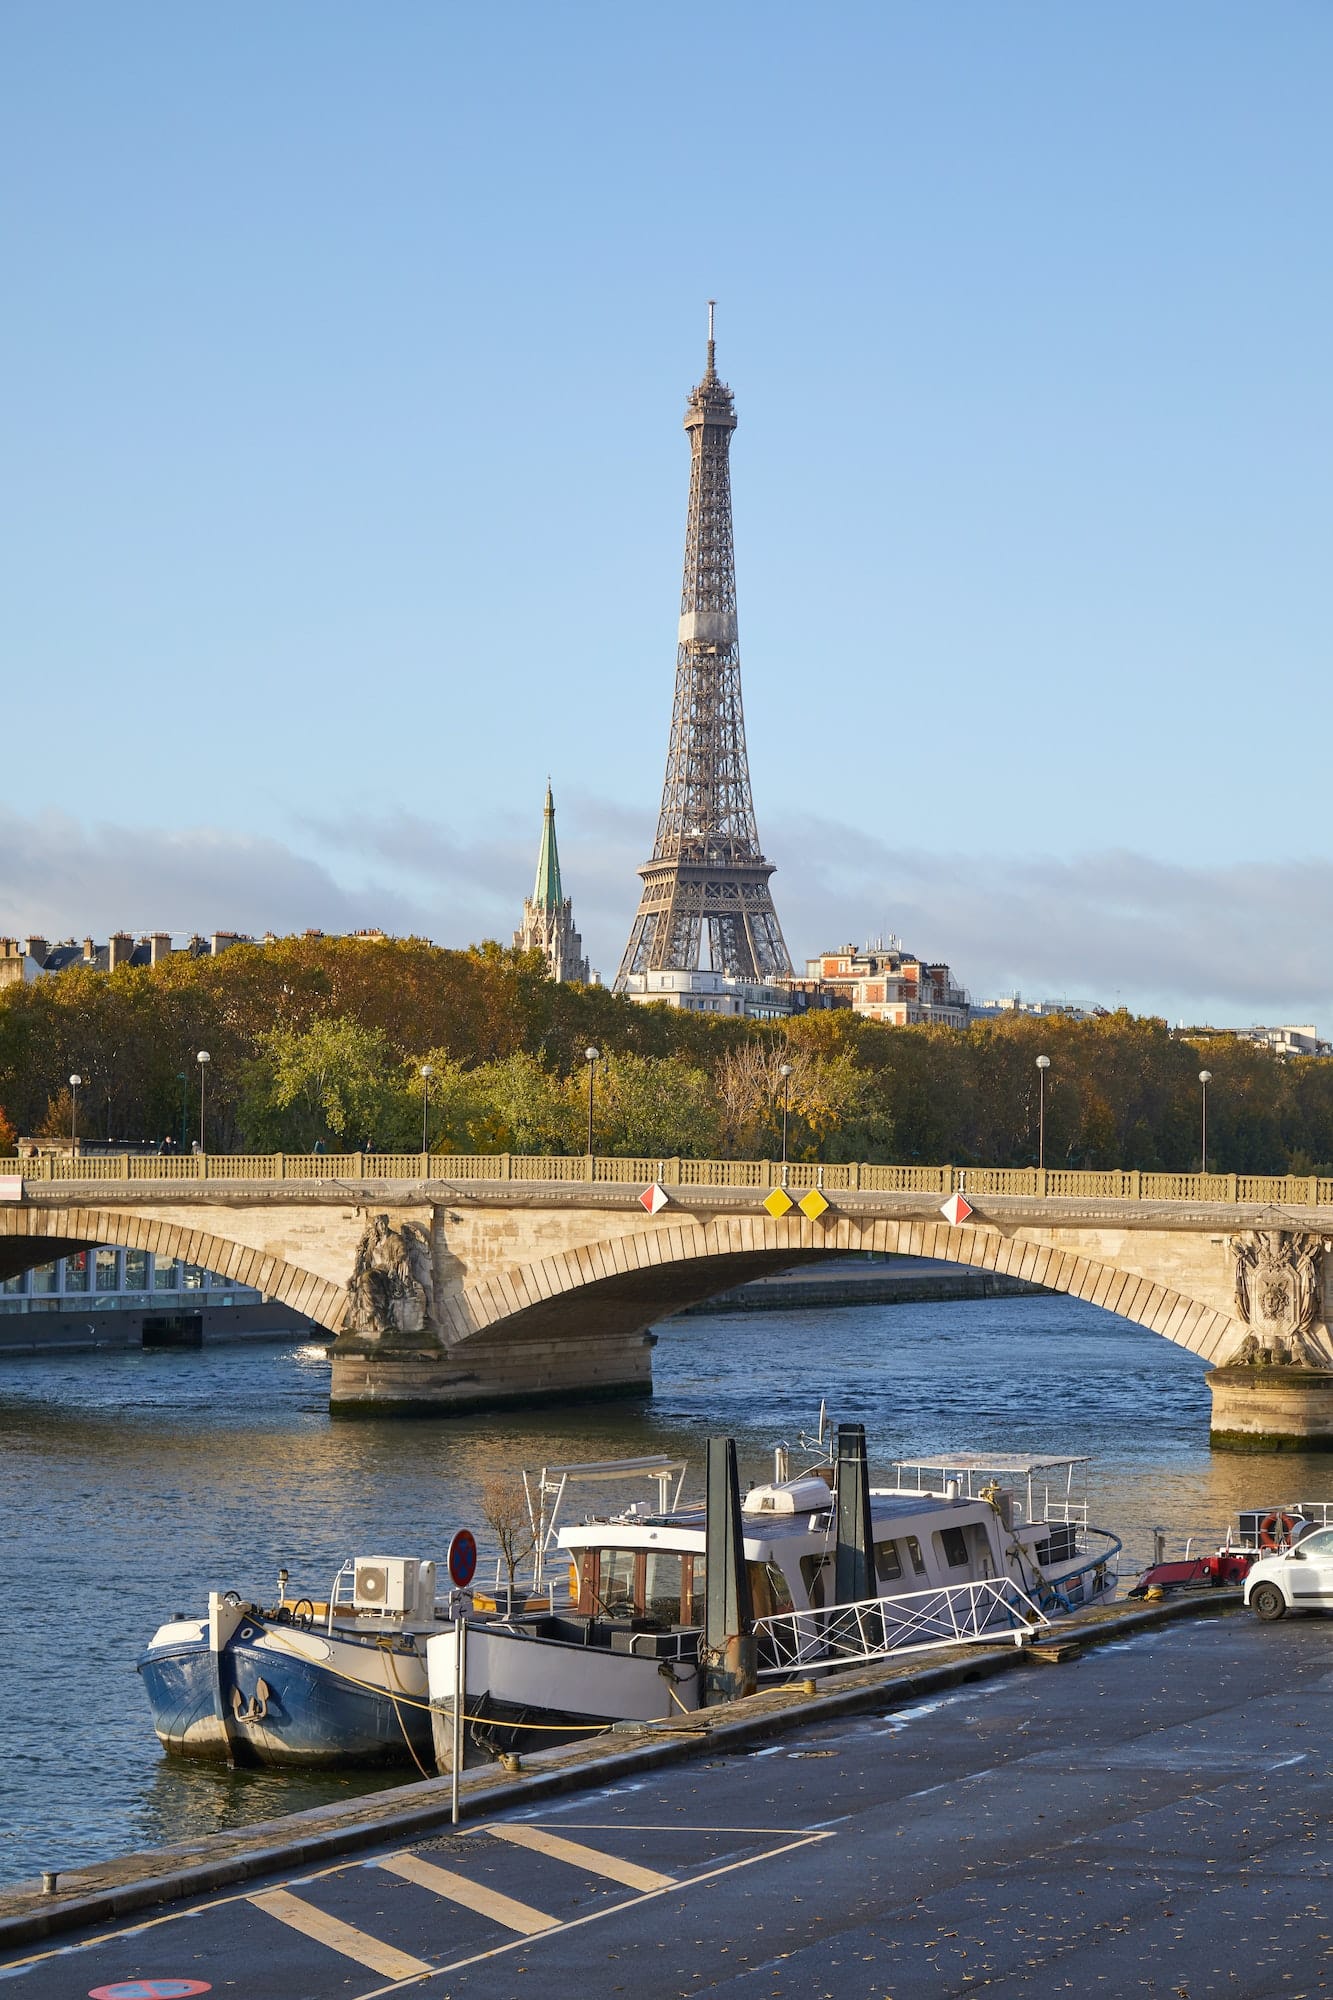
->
[557,1477,1010,1630]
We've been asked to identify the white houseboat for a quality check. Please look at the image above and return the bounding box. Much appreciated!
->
[426,1447,1121,1761]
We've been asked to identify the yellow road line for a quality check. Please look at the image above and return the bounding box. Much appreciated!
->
[249,1886,433,1980]
[485,1820,675,1891]
[376,1851,558,1934]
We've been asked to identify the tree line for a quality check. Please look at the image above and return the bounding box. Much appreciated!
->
[0,934,1330,1174]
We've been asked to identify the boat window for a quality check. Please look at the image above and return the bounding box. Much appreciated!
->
[940,1527,970,1569]
[63,1252,90,1294]
[644,1551,686,1624]
[597,1548,638,1615]
[799,1554,832,1609]
[904,1536,927,1576]
[873,1540,903,1583]
[681,1553,706,1624]
[747,1561,794,1620]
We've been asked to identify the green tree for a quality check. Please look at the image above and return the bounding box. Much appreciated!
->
[590,1052,723,1158]
[239,1018,399,1150]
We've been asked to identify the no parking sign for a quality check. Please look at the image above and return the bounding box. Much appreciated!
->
[447,1527,477,1589]
[89,1982,212,1998]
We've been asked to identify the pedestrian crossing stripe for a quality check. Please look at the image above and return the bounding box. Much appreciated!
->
[375,1853,557,1934]
[248,1888,432,1981]
[485,1821,675,1891]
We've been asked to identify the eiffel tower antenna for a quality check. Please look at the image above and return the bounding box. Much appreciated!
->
[614,305,792,987]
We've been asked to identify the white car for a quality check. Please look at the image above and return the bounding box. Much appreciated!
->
[1245,1523,1333,1621]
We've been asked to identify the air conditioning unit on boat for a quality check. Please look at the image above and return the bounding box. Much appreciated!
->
[353,1557,419,1614]
[743,1478,833,1516]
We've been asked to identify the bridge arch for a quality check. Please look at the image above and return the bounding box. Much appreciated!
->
[0,1205,346,1334]
[450,1212,1237,1364]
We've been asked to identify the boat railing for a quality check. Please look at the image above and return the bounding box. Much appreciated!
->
[622,1627,699,1659]
[753,1576,1050,1678]
[1034,1496,1090,1528]
[522,1455,690,1591]
[326,1560,355,1632]
[1024,1528,1121,1614]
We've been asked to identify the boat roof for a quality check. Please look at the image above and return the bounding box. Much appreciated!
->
[531,1456,688,1488]
[560,1489,980,1549]
[894,1454,1089,1474]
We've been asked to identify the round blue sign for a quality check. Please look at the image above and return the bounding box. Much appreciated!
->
[447,1528,477,1589]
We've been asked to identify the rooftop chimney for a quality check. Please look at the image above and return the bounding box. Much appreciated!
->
[148,933,172,966]
[109,931,134,970]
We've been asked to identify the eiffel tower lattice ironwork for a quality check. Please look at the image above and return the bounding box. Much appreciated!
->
[615,307,792,989]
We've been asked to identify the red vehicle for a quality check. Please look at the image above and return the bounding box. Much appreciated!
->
[1129,1507,1324,1597]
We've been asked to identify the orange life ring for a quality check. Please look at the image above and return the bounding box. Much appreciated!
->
[1259,1510,1296,1550]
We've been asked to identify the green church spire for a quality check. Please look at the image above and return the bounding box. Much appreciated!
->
[532,781,564,909]
[515,780,593,984]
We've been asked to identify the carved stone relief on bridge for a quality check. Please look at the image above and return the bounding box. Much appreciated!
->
[345,1214,437,1342]
[1228,1230,1331,1366]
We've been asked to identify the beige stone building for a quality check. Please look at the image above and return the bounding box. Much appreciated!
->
[808,941,969,1027]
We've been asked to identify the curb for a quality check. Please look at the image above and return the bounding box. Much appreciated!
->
[0,1589,1239,1953]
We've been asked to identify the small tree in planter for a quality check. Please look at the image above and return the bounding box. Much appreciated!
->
[479,1476,537,1614]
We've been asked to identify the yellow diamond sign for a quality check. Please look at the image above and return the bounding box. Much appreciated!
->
[763,1187,794,1218]
[798,1188,830,1220]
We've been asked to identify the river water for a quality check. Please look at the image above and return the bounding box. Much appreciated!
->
[1,1291,1328,1890]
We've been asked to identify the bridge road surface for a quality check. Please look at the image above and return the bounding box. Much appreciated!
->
[5,1615,1331,2000]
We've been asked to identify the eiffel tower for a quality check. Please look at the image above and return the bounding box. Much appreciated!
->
[615,307,792,989]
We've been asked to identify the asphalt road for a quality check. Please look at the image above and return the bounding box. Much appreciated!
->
[4,1611,1330,2000]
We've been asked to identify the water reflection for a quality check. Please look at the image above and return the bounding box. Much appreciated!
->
[0,1294,1328,1885]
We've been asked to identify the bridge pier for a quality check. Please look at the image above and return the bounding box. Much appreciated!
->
[328,1326,656,1417]
[1208,1365,1333,1452]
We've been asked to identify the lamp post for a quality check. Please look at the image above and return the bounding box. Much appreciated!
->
[420,1064,433,1154]
[1035,1055,1051,1170]
[1199,1070,1212,1174]
[778,1062,794,1173]
[176,1072,187,1152]
[69,1074,81,1152]
[584,1047,600,1161]
[196,1050,210,1152]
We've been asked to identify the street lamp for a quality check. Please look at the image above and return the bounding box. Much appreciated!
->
[778,1063,794,1173]
[584,1047,600,1161]
[176,1072,187,1152]
[1199,1070,1212,1174]
[196,1051,210,1152]
[69,1074,81,1151]
[420,1064,433,1154]
[1035,1056,1051,1170]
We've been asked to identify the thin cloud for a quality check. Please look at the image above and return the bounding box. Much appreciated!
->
[0,802,1329,1030]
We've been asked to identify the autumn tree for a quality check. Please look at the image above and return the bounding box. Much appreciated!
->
[478,1476,537,1605]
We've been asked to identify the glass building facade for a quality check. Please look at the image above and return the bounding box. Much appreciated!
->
[0,1249,264,1312]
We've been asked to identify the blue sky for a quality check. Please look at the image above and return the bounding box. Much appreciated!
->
[4,5,1332,1025]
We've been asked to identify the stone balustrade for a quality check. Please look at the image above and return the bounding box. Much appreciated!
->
[13,1150,1333,1209]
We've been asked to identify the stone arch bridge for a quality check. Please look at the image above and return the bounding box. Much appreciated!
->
[5,1153,1333,1446]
